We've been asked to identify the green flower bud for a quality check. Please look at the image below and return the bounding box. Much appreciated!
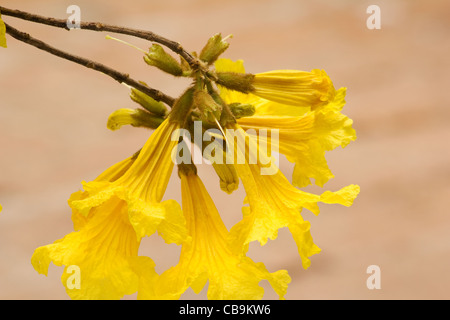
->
[229,103,255,119]
[179,55,192,75]
[216,72,255,93]
[130,82,167,117]
[199,33,232,65]
[144,44,183,76]
[200,130,239,194]
[193,90,223,124]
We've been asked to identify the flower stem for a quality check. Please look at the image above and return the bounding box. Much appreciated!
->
[0,6,199,68]
[4,22,175,106]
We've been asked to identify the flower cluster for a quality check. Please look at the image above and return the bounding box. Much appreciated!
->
[31,33,359,299]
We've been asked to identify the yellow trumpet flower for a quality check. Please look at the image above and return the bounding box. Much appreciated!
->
[136,167,291,300]
[216,58,356,187]
[226,125,359,269]
[215,58,336,110]
[31,118,188,299]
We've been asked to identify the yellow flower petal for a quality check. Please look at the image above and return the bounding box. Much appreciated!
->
[237,88,356,187]
[291,140,334,188]
[214,57,246,74]
[288,220,321,269]
[94,154,137,183]
[292,98,356,187]
[227,125,359,268]
[137,171,290,300]
[313,90,355,151]
[70,119,188,244]
[320,184,361,207]
[127,198,186,244]
[217,60,356,187]
[31,197,156,300]
[253,69,336,109]
[69,155,137,231]
[248,86,347,118]
[252,99,310,117]
[106,108,164,131]
[33,113,190,299]
[238,113,315,157]
[33,145,164,299]
[215,58,336,110]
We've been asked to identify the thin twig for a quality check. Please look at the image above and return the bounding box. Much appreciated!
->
[0,6,199,68]
[4,22,175,106]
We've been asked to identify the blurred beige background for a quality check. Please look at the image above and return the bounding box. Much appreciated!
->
[0,0,449,300]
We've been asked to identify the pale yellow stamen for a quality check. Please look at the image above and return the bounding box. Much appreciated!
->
[105,35,147,54]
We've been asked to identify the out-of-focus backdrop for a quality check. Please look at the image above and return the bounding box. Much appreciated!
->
[0,0,449,300]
